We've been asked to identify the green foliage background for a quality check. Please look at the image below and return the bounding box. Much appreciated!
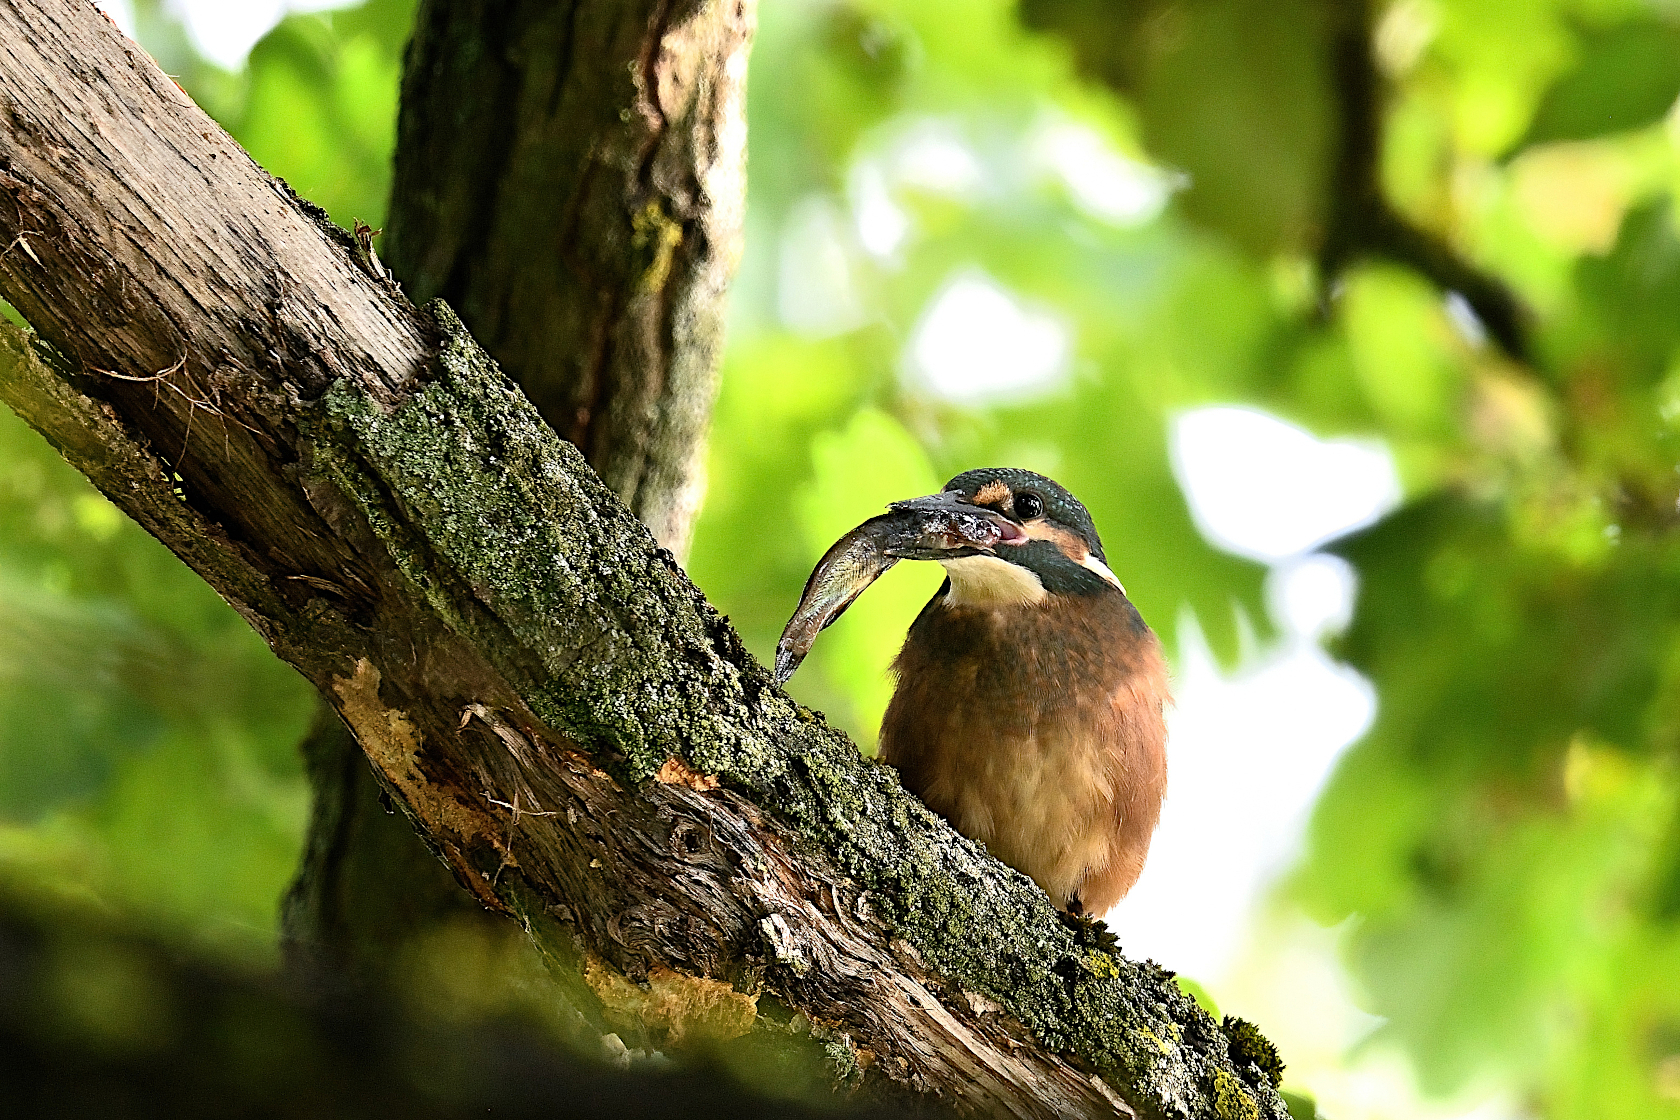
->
[5,0,1680,1116]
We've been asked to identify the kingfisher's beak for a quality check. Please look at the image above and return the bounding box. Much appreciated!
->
[881,490,1026,560]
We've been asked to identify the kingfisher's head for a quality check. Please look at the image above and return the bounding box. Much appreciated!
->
[896,468,1123,608]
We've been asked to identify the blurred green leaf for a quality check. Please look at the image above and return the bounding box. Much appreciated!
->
[0,400,314,951]
[1020,0,1335,255]
[1302,495,1680,1109]
[1515,18,1680,153]
[1281,1090,1323,1120]
[232,10,408,229]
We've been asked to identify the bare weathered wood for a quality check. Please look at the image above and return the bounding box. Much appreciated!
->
[385,0,749,555]
[0,4,1287,1118]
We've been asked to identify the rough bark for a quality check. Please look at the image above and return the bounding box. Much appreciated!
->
[292,0,752,980]
[384,0,748,555]
[281,701,486,979]
[289,0,752,980]
[0,3,1287,1118]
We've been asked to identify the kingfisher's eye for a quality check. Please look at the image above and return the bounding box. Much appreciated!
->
[1014,491,1044,520]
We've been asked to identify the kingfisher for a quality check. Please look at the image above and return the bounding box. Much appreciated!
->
[778,468,1170,917]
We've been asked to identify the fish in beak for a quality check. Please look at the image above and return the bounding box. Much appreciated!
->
[773,491,1022,684]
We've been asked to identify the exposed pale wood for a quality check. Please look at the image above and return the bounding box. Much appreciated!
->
[0,4,1288,1118]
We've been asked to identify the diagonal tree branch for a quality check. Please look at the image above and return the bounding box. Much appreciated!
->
[1021,0,1532,363]
[0,3,1286,1117]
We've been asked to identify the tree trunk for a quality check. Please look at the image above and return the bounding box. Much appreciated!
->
[385,0,745,556]
[284,0,749,980]
[0,3,1288,1117]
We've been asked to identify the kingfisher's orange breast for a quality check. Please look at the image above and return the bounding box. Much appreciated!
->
[878,590,1169,915]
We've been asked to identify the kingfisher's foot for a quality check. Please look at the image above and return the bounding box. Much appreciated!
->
[1057,906,1120,953]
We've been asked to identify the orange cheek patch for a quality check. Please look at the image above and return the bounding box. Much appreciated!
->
[1022,520,1085,561]
[973,480,1010,505]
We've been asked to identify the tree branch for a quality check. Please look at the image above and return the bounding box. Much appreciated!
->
[1021,0,1533,363]
[0,3,1285,1117]
[1318,0,1532,362]
[281,700,485,979]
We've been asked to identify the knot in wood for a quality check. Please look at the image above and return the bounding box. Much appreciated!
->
[666,816,716,864]
[607,899,684,962]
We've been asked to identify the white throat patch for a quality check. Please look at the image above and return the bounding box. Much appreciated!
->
[939,555,1048,608]
[1080,553,1125,594]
